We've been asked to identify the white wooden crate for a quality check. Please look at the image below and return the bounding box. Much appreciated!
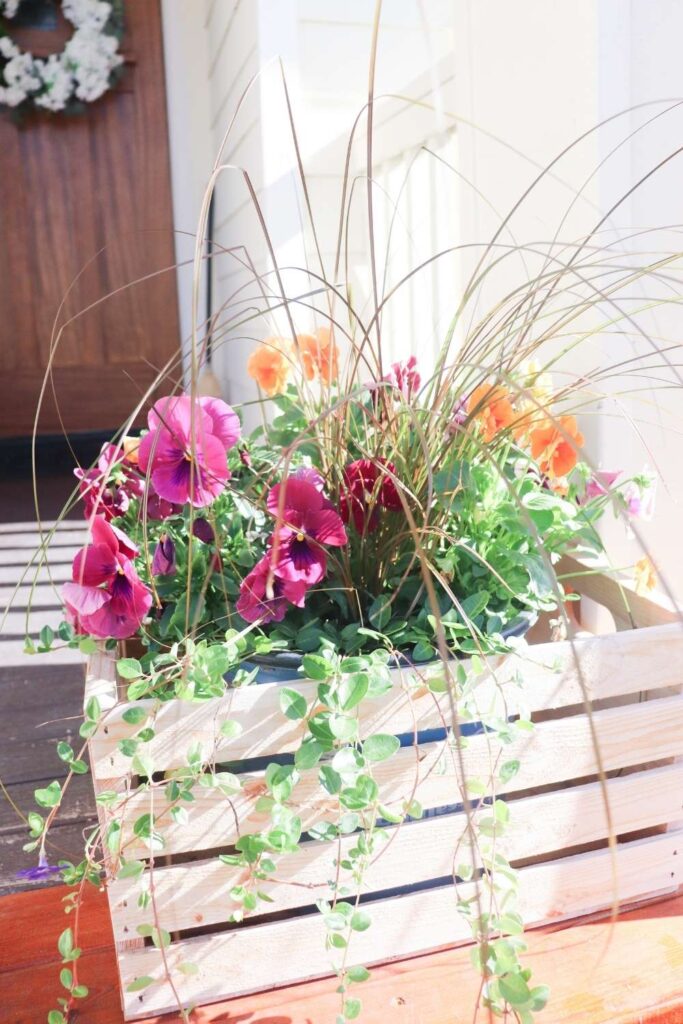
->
[85,559,683,1020]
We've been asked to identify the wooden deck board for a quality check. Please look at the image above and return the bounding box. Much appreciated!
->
[0,884,681,1023]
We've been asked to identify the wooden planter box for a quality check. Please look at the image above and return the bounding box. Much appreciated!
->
[85,559,683,1021]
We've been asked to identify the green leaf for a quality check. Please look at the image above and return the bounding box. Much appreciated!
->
[279,687,307,720]
[48,1012,66,1024]
[78,637,98,655]
[350,910,371,932]
[126,975,155,992]
[337,673,368,711]
[500,759,520,784]
[265,764,297,803]
[368,596,392,630]
[39,625,55,649]
[59,967,73,990]
[363,733,399,763]
[57,928,73,960]
[85,696,101,721]
[122,706,147,725]
[117,657,143,680]
[295,738,324,769]
[344,997,362,1020]
[35,781,61,808]
[56,742,74,763]
[302,654,332,680]
[347,965,370,983]
[329,714,358,741]
[319,765,342,795]
[219,719,243,739]
[177,962,199,976]
[498,971,532,1006]
[27,811,44,835]
[529,984,550,1011]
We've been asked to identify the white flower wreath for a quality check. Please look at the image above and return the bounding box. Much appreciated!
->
[0,0,124,112]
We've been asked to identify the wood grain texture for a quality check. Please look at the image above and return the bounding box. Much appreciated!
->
[117,830,683,1018]
[108,763,683,940]
[0,0,180,437]
[1,883,682,1023]
[88,624,683,779]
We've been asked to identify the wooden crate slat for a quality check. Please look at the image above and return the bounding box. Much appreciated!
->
[559,554,681,628]
[119,692,683,858]
[88,625,683,779]
[108,762,683,941]
[117,829,683,1019]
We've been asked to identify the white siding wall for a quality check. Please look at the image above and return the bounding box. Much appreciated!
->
[162,1,683,594]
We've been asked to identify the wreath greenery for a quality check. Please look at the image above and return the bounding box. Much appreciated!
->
[0,0,124,114]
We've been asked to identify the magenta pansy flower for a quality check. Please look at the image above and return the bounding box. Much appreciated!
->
[341,459,401,534]
[266,477,347,585]
[145,485,182,522]
[138,395,240,508]
[236,555,308,623]
[61,517,152,640]
[585,470,622,500]
[152,535,176,576]
[74,443,144,522]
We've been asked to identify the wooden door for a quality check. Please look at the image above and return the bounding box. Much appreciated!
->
[0,0,180,438]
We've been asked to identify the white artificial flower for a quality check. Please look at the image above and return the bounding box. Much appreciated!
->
[0,82,26,105]
[0,0,20,18]
[0,36,20,59]
[0,0,121,112]
[34,54,73,111]
[3,52,40,94]
[63,0,112,33]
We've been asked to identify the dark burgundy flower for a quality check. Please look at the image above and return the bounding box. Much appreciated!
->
[236,555,308,623]
[192,517,215,544]
[266,477,347,585]
[144,485,182,522]
[238,446,252,468]
[152,535,176,576]
[61,517,152,640]
[138,396,240,507]
[341,459,401,534]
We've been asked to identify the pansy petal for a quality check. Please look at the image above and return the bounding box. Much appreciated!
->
[267,477,323,518]
[72,543,117,586]
[61,581,110,617]
[199,397,241,450]
[310,508,347,547]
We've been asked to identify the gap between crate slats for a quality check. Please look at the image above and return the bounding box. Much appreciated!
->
[108,761,683,941]
[117,692,683,859]
[117,828,682,1020]
[88,623,683,780]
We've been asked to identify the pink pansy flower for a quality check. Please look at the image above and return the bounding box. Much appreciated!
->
[74,443,144,522]
[341,459,402,535]
[61,517,152,640]
[385,355,421,400]
[585,470,622,500]
[138,396,240,508]
[623,474,657,521]
[266,477,347,585]
[236,555,308,624]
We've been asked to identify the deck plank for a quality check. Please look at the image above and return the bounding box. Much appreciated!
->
[0,884,681,1023]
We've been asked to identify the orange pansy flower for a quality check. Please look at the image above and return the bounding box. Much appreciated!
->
[529,415,585,479]
[297,327,339,385]
[467,383,515,442]
[634,556,657,595]
[247,338,291,396]
[121,435,140,465]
